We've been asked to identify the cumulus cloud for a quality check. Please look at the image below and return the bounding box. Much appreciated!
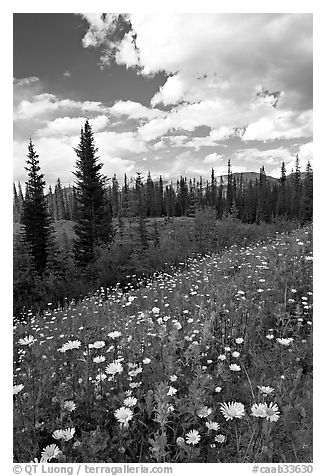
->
[109,100,163,120]
[151,74,184,106]
[203,152,224,164]
[81,13,312,151]
[37,115,110,137]
[14,93,107,120]
[82,14,311,110]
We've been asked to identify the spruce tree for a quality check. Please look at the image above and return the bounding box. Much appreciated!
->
[21,140,52,274]
[73,120,113,266]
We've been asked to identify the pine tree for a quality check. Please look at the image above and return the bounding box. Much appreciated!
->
[21,140,52,274]
[301,161,313,222]
[73,120,113,266]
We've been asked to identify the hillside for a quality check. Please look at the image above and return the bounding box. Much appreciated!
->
[13,225,313,463]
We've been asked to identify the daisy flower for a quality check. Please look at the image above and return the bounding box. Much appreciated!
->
[215,434,226,443]
[265,402,280,422]
[176,437,186,447]
[220,401,245,421]
[63,400,76,412]
[106,361,123,375]
[89,341,105,349]
[218,354,226,361]
[123,397,137,407]
[229,364,241,372]
[18,335,35,346]
[167,386,178,396]
[235,338,244,344]
[96,372,107,381]
[258,385,274,395]
[170,375,178,382]
[58,340,81,353]
[197,406,212,418]
[205,421,220,431]
[251,403,267,418]
[52,429,64,440]
[40,444,61,462]
[13,384,24,395]
[232,351,240,358]
[143,358,151,364]
[93,356,106,364]
[114,407,133,427]
[266,334,274,340]
[277,338,293,346]
[61,427,75,441]
[185,429,201,445]
[108,331,122,339]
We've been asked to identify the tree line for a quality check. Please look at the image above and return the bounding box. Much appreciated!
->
[13,120,313,318]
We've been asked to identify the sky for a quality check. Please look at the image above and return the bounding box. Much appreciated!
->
[13,13,313,187]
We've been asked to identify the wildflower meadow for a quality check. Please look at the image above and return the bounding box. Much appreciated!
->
[13,225,313,463]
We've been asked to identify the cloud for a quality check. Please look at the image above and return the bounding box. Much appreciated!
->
[242,110,312,141]
[109,100,163,120]
[37,115,109,137]
[151,74,184,106]
[83,14,311,111]
[298,141,313,164]
[80,14,121,48]
[81,13,312,149]
[14,93,107,120]
[203,152,224,164]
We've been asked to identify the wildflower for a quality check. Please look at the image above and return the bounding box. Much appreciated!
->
[52,429,64,440]
[170,375,178,382]
[96,373,107,381]
[18,335,35,346]
[224,346,231,352]
[63,400,76,412]
[251,403,267,418]
[218,354,226,361]
[266,334,274,340]
[52,428,75,441]
[167,386,178,396]
[215,434,226,443]
[215,386,222,393]
[185,429,201,445]
[174,322,182,330]
[265,402,280,422]
[235,338,244,344]
[93,356,106,364]
[108,331,122,339]
[277,338,293,346]
[168,405,175,412]
[258,385,274,395]
[152,307,160,314]
[205,421,220,431]
[123,397,137,407]
[40,444,61,462]
[106,361,123,375]
[229,364,241,372]
[220,401,245,421]
[58,340,81,353]
[232,351,240,358]
[143,358,151,364]
[89,341,105,349]
[114,407,133,427]
[197,406,212,418]
[176,436,186,447]
[13,384,24,395]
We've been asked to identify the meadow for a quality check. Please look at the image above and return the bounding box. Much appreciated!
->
[13,225,313,463]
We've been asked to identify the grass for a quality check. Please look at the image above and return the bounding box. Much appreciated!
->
[13,225,313,463]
